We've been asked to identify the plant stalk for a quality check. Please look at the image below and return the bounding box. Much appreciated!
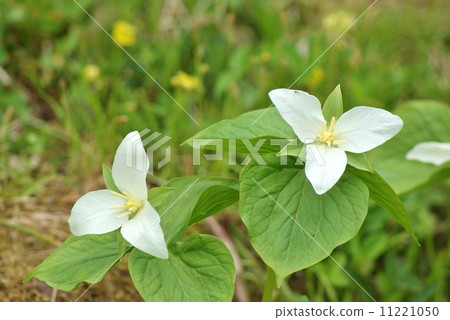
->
[262,265,276,302]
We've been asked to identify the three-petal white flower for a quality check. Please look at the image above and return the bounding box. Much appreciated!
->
[406,142,450,165]
[269,89,403,194]
[68,131,168,259]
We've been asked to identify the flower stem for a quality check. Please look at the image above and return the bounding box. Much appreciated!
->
[262,265,276,302]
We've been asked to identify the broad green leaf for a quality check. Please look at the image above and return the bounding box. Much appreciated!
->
[148,186,174,207]
[102,164,120,192]
[129,234,235,301]
[117,231,132,254]
[183,108,295,153]
[24,231,120,291]
[322,84,343,122]
[347,152,374,172]
[368,100,450,194]
[278,141,303,159]
[427,166,450,186]
[156,176,239,245]
[239,156,368,283]
[189,185,239,225]
[347,167,418,244]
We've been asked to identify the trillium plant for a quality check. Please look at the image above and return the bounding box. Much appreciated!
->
[69,131,168,259]
[406,142,450,166]
[268,88,403,194]
[27,84,449,301]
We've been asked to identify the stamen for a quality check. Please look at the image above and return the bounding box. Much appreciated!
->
[116,212,131,218]
[122,191,132,198]
[318,117,345,147]
[109,204,128,210]
[328,116,336,131]
[110,191,128,200]
[109,191,143,218]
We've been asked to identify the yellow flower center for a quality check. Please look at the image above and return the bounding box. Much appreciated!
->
[317,116,345,147]
[110,191,143,217]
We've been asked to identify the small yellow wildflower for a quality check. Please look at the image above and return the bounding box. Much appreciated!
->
[170,71,201,92]
[83,64,100,82]
[112,20,136,47]
[307,67,324,90]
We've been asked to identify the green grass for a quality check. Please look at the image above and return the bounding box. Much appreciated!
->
[1,0,449,301]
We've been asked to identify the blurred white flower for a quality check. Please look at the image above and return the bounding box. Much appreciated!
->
[322,10,355,33]
[406,142,450,165]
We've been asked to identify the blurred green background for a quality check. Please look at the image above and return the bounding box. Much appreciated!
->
[0,0,449,301]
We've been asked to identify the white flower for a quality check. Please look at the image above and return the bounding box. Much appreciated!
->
[406,142,450,165]
[269,89,403,194]
[68,131,168,259]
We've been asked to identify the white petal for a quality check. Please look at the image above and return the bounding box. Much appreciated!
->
[334,106,403,153]
[121,201,168,259]
[305,144,347,195]
[68,190,129,236]
[406,142,450,165]
[268,89,326,143]
[112,131,149,201]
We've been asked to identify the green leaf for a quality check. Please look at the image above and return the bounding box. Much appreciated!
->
[347,167,418,244]
[24,231,121,291]
[102,164,120,192]
[322,84,343,122]
[156,176,239,245]
[129,234,236,301]
[427,165,450,186]
[148,186,175,207]
[347,152,374,172]
[368,100,450,194]
[239,156,369,283]
[183,108,295,153]
[189,185,239,225]
[278,142,304,159]
[117,231,132,254]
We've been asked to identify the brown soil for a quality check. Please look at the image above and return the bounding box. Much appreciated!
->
[0,178,143,302]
